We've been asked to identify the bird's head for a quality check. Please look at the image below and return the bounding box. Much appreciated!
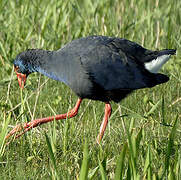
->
[13,50,37,89]
[13,49,51,88]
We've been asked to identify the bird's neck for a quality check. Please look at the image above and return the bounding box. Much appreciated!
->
[26,49,70,85]
[25,49,55,73]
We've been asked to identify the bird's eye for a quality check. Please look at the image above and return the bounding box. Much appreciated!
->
[14,65,20,72]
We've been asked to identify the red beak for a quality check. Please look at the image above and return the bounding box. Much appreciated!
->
[14,66,27,89]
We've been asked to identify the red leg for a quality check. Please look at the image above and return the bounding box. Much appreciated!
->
[96,102,112,144]
[6,98,82,140]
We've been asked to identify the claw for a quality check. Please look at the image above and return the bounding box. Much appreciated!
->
[5,124,23,140]
[6,122,28,141]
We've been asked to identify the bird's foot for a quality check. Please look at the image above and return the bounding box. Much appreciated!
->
[5,120,41,142]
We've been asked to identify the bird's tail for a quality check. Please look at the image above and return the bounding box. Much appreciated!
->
[145,49,176,73]
[155,73,169,85]
[146,73,169,88]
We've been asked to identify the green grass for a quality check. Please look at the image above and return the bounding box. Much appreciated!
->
[0,0,181,179]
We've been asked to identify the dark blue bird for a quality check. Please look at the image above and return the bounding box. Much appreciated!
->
[7,35,176,143]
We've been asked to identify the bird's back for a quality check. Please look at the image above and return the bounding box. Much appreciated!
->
[36,36,175,102]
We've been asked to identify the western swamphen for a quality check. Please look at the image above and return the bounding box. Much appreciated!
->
[6,35,176,143]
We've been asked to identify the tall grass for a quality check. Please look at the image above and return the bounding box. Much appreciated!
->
[0,0,180,179]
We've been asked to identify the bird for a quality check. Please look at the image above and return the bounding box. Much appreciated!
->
[6,35,176,143]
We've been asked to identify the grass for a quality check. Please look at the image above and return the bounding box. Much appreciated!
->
[0,0,181,179]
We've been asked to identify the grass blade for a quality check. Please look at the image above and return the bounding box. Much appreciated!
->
[126,125,136,176]
[88,166,99,179]
[80,139,89,180]
[114,143,127,180]
[143,145,152,179]
[45,132,59,179]
[146,100,161,117]
[162,115,179,178]
[0,113,11,156]
[99,158,108,180]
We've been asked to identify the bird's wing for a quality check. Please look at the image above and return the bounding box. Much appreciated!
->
[79,38,158,91]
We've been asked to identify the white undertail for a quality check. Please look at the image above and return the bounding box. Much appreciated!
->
[145,54,171,73]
